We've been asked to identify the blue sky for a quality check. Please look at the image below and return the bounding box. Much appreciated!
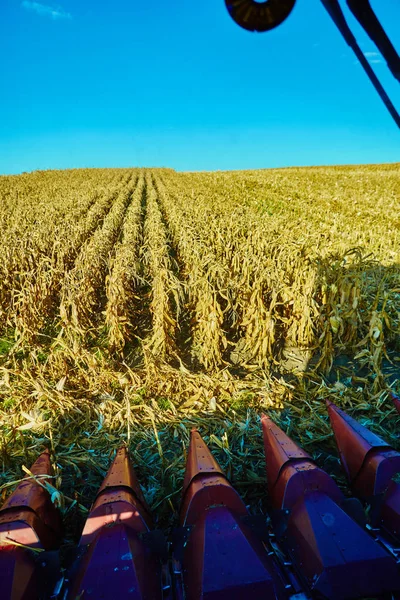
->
[1,0,399,174]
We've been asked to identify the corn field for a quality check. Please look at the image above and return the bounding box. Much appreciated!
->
[0,164,399,532]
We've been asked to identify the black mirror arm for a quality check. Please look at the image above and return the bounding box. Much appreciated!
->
[320,0,400,128]
[347,0,400,83]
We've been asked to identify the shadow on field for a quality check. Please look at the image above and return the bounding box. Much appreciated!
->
[276,258,400,390]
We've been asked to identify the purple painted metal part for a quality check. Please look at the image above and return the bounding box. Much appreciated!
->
[0,449,62,600]
[327,399,400,538]
[67,447,163,600]
[178,429,287,600]
[261,413,400,599]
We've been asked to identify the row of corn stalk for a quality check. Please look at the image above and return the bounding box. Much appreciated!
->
[0,170,124,336]
[12,172,132,344]
[59,173,138,337]
[154,175,230,370]
[105,172,146,352]
[143,175,183,361]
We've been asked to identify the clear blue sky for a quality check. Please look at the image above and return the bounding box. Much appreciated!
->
[1,0,399,174]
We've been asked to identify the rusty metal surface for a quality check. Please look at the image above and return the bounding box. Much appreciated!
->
[261,414,342,506]
[0,451,62,600]
[181,428,247,525]
[260,414,312,491]
[391,391,400,415]
[80,497,148,546]
[68,447,163,600]
[327,399,400,494]
[0,510,43,548]
[0,449,62,548]
[261,413,400,599]
[179,429,287,600]
[4,418,400,599]
[182,429,226,496]
[97,447,149,513]
[0,449,62,540]
[326,400,398,491]
[181,474,248,527]
[353,449,400,497]
[328,400,400,538]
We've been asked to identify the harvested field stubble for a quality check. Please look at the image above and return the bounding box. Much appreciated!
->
[0,164,399,535]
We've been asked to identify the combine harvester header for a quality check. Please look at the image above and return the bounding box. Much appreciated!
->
[1,397,400,599]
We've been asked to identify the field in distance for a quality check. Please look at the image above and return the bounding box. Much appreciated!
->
[0,164,399,528]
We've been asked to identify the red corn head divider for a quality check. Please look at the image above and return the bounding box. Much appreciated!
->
[391,391,400,415]
[327,399,400,540]
[0,449,62,600]
[67,447,164,600]
[177,428,288,600]
[261,413,400,599]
